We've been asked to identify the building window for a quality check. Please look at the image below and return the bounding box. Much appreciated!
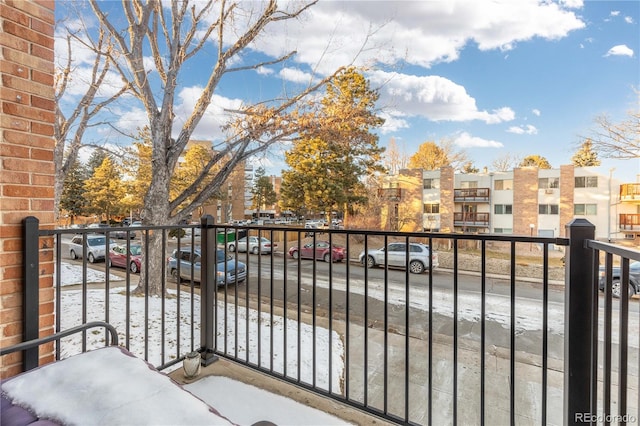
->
[539,204,559,215]
[539,177,559,189]
[575,176,598,188]
[494,204,513,214]
[460,181,478,189]
[494,228,513,234]
[494,179,513,190]
[423,178,440,189]
[423,203,440,214]
[574,204,597,215]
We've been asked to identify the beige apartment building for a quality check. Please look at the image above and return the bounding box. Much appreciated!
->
[380,165,640,241]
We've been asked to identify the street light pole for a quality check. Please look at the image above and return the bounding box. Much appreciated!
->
[530,223,535,251]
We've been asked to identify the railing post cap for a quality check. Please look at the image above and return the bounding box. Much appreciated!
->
[565,218,595,229]
[200,215,215,227]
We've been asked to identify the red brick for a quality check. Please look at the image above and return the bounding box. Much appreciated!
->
[3,158,54,174]
[3,129,52,149]
[32,173,54,186]
[0,142,30,158]
[0,198,30,210]
[4,101,55,122]
[0,113,29,131]
[30,43,53,62]
[31,16,53,36]
[0,30,30,52]
[0,170,29,184]
[31,121,53,136]
[0,60,29,79]
[7,0,54,24]
[4,184,52,198]
[31,94,54,110]
[0,4,30,26]
[31,199,54,211]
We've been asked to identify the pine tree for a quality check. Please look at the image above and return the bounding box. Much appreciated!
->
[251,167,277,219]
[571,139,601,167]
[519,155,552,169]
[60,159,88,223]
[83,156,126,221]
[280,68,385,222]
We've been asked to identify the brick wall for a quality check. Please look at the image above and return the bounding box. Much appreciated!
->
[439,166,454,233]
[559,165,575,238]
[513,167,539,235]
[1,0,56,379]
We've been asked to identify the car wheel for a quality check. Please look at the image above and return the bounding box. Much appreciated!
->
[292,251,299,259]
[130,262,139,273]
[366,255,375,268]
[409,260,425,274]
[171,269,180,283]
[88,253,96,263]
[252,247,259,255]
[612,279,635,299]
[70,250,77,260]
[323,253,331,263]
[228,244,235,252]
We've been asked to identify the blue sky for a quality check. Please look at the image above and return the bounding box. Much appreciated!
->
[58,1,639,182]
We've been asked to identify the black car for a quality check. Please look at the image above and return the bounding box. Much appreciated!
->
[598,261,640,298]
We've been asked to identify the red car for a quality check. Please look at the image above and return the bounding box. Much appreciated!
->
[288,241,346,263]
[109,244,143,273]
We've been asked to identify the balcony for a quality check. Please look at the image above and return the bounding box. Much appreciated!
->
[4,218,639,425]
[453,212,490,227]
[620,213,640,232]
[453,187,490,202]
[378,187,402,202]
[620,183,640,203]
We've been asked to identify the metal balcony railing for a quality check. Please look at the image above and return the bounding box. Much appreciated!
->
[620,183,640,202]
[454,188,490,202]
[10,216,639,425]
[620,213,640,231]
[378,187,402,201]
[453,212,490,227]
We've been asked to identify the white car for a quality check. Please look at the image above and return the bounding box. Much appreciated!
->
[359,242,439,274]
[227,236,275,254]
[68,234,117,263]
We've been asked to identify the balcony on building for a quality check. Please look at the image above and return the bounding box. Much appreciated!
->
[378,187,402,202]
[453,212,490,228]
[453,188,490,202]
[620,213,640,232]
[620,183,640,203]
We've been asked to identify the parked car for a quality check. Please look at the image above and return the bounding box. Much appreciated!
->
[227,236,275,254]
[598,261,640,298]
[68,234,116,263]
[288,241,346,263]
[109,244,143,273]
[359,242,439,274]
[112,228,138,239]
[166,248,246,286]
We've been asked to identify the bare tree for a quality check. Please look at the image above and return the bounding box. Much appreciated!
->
[54,19,129,220]
[87,0,347,295]
[491,153,522,172]
[586,106,640,160]
[384,137,409,174]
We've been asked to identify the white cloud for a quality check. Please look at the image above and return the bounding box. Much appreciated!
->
[610,11,621,17]
[604,44,634,58]
[278,68,315,84]
[256,66,274,76]
[248,1,585,73]
[532,109,541,116]
[369,71,515,124]
[624,16,634,24]
[453,132,503,148]
[507,124,538,135]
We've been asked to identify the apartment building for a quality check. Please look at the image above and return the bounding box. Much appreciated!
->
[380,165,640,241]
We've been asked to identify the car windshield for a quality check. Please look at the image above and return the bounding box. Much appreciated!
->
[87,237,106,246]
[130,246,142,256]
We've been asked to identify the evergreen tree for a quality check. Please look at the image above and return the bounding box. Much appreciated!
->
[59,159,88,223]
[83,156,126,221]
[251,167,277,219]
[571,139,601,167]
[519,155,552,169]
[280,68,385,222]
